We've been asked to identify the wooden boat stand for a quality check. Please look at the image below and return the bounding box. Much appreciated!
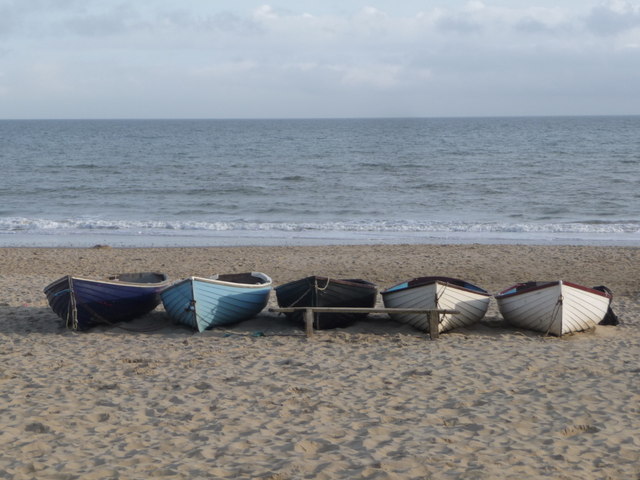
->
[269,307,459,340]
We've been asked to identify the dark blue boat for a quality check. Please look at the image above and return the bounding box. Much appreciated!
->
[44,272,170,330]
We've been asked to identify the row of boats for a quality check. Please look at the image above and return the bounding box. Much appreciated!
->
[43,272,618,336]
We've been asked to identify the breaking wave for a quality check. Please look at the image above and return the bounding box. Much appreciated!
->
[2,217,639,235]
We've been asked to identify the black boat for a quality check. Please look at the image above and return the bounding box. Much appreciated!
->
[275,276,377,329]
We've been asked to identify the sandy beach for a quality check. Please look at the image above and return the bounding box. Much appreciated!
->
[1,244,639,479]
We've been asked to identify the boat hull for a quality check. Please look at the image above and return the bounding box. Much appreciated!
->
[275,276,377,329]
[43,272,170,331]
[161,272,272,332]
[495,281,612,336]
[381,276,490,333]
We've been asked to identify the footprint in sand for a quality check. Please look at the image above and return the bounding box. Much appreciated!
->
[561,424,600,437]
[294,440,320,454]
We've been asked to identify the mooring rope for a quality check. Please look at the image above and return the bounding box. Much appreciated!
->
[544,295,563,337]
[314,277,331,291]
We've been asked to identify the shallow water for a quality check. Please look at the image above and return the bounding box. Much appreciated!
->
[1,116,638,246]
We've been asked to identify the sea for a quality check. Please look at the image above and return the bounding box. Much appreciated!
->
[0,116,638,248]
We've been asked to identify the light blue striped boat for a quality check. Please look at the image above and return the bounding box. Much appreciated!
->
[160,272,272,332]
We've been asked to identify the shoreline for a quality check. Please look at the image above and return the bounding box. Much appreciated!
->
[2,228,640,249]
[1,243,639,478]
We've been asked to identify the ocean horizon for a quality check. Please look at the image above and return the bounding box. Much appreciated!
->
[1,116,638,248]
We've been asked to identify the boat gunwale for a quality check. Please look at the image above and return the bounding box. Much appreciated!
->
[496,280,612,300]
[275,276,377,291]
[44,273,170,292]
[381,276,490,297]
[183,273,273,289]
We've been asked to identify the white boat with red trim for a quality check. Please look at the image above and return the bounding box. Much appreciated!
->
[495,280,612,336]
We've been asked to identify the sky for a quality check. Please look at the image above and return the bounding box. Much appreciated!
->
[0,0,639,119]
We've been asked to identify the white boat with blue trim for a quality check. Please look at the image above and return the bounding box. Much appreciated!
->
[381,276,491,333]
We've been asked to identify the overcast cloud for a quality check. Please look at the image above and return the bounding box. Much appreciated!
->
[0,0,639,118]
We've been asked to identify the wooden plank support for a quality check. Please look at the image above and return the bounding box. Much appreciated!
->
[304,308,314,338]
[269,307,458,340]
[427,310,440,340]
